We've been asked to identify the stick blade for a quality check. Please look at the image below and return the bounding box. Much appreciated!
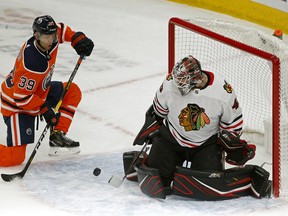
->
[108,175,124,188]
[1,172,23,182]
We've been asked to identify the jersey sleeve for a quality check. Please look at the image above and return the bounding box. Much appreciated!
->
[152,78,169,118]
[57,23,76,43]
[219,89,243,134]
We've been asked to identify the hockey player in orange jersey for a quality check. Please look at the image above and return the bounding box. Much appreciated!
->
[0,15,94,166]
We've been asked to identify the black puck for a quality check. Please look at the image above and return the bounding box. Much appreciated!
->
[93,167,101,176]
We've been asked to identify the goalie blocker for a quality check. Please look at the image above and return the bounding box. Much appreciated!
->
[217,130,256,166]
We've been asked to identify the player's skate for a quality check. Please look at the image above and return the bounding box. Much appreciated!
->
[49,130,80,156]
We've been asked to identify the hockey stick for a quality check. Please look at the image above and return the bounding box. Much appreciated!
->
[108,140,149,188]
[1,55,85,182]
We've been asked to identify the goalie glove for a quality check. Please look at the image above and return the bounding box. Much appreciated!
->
[133,105,163,146]
[218,130,256,166]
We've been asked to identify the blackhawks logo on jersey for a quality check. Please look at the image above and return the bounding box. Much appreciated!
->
[223,81,233,93]
[178,103,210,131]
[166,74,173,81]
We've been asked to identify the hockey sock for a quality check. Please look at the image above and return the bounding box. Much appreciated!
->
[0,144,27,167]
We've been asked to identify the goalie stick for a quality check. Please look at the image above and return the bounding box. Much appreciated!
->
[108,140,149,188]
[1,55,85,182]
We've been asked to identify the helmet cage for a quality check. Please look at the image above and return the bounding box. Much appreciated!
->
[172,55,202,95]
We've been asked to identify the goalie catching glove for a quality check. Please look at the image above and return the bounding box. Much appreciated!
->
[218,130,256,166]
[133,105,163,146]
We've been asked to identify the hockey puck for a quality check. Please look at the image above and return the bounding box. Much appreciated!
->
[93,167,101,176]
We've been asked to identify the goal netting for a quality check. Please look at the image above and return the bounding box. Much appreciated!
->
[168,17,288,197]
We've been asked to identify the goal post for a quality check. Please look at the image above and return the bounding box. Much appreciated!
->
[168,17,288,197]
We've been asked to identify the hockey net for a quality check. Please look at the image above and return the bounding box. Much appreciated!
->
[168,17,288,197]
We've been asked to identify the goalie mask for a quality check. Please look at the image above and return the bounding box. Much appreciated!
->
[172,55,202,95]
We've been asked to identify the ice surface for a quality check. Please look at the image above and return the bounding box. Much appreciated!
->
[0,0,287,215]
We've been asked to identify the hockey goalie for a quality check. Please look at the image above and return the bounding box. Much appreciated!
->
[122,55,272,200]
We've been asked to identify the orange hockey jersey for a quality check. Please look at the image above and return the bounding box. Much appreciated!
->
[1,23,76,117]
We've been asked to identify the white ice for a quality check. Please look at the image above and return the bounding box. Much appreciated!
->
[0,0,288,215]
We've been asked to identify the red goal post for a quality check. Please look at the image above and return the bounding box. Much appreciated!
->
[168,17,288,197]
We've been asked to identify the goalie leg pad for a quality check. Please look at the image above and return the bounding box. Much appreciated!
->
[123,151,148,181]
[123,151,138,181]
[173,165,255,200]
[135,164,166,199]
[251,165,271,198]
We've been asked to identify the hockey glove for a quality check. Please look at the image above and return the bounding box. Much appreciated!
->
[133,105,163,146]
[40,102,60,126]
[71,32,94,56]
[218,130,256,166]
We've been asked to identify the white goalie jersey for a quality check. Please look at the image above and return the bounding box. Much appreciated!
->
[153,71,243,148]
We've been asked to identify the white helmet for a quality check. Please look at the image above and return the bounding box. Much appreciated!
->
[172,55,202,95]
